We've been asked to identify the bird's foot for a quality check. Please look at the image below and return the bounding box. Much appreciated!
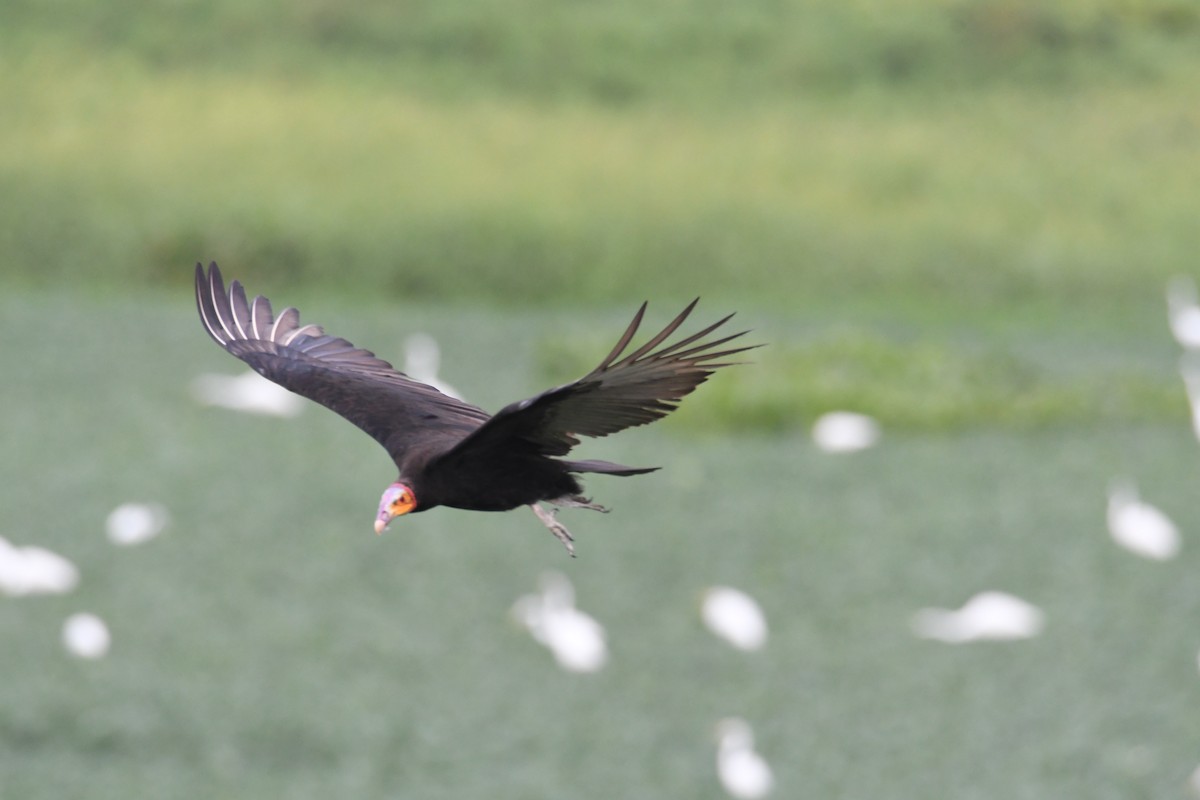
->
[530,503,577,557]
[550,494,609,513]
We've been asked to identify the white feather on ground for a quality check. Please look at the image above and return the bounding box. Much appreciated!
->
[404,333,463,400]
[1167,276,1200,350]
[106,502,169,546]
[1106,479,1181,561]
[811,411,880,453]
[1189,762,1200,798]
[701,586,768,651]
[0,536,79,596]
[911,591,1045,643]
[1178,354,1200,443]
[511,571,608,673]
[62,613,111,659]
[715,717,774,799]
[191,370,304,417]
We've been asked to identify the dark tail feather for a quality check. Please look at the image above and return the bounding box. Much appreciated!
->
[564,459,659,477]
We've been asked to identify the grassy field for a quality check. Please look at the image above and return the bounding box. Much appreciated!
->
[1,288,1199,798]
[4,1,1200,796]
[3,0,1200,312]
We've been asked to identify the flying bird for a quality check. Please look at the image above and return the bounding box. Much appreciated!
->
[194,263,756,554]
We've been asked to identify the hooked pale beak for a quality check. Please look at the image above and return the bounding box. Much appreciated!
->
[375,482,416,535]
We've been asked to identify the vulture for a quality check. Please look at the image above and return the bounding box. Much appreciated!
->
[194,263,756,555]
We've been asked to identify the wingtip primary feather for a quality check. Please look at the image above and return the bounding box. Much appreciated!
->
[228,280,253,339]
[595,301,648,370]
[206,263,240,342]
[603,298,699,370]
[249,294,274,339]
[195,262,230,345]
[647,311,740,361]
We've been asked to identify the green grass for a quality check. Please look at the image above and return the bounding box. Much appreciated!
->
[4,3,1200,793]
[2,287,1199,798]
[539,325,1189,432]
[2,1,1200,313]
[5,0,1199,103]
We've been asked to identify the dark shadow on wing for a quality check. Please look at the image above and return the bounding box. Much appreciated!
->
[433,299,759,467]
[194,262,490,467]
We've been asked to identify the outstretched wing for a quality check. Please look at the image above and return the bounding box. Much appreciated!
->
[435,299,758,464]
[194,262,490,467]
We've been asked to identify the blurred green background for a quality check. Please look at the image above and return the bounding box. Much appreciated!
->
[3,1,1200,797]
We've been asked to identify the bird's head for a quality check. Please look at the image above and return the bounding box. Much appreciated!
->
[375,482,417,534]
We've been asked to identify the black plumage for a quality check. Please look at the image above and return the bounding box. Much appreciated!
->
[194,262,756,554]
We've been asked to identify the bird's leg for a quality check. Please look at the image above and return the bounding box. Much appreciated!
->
[529,503,576,557]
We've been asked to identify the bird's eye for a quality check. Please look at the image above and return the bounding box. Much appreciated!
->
[390,491,412,511]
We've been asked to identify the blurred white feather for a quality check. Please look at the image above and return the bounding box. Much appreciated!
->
[191,370,304,417]
[1106,479,1180,561]
[0,536,79,596]
[701,586,768,651]
[62,612,111,659]
[811,411,880,453]
[1167,276,1200,349]
[404,333,462,400]
[106,502,169,546]
[715,717,774,799]
[911,591,1045,643]
[511,571,608,673]
[1179,354,1200,443]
